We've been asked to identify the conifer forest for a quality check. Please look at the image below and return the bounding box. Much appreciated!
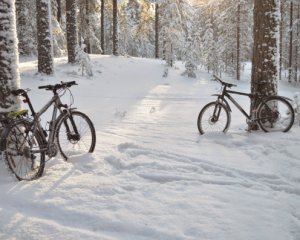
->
[0,1,300,239]
[1,1,300,109]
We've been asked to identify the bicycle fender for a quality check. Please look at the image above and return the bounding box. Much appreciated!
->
[211,94,232,112]
[279,96,293,102]
[263,95,293,102]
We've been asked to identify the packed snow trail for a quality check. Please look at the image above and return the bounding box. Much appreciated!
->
[0,56,299,240]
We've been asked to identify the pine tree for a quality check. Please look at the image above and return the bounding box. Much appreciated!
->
[159,0,184,66]
[0,0,20,112]
[57,0,62,23]
[201,3,218,73]
[288,1,294,83]
[101,0,105,54]
[16,0,37,55]
[112,0,118,55]
[85,0,91,53]
[250,0,280,129]
[182,36,197,78]
[295,2,300,81]
[36,0,54,75]
[103,0,113,54]
[118,0,155,57]
[155,3,159,58]
[236,1,241,80]
[66,0,78,63]
[129,1,155,57]
[279,0,283,80]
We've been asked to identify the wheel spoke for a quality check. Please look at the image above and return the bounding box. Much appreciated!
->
[4,122,45,181]
[257,97,294,132]
[198,103,230,134]
[57,112,96,160]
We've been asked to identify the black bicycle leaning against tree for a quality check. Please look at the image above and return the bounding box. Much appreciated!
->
[197,75,295,134]
[0,81,96,181]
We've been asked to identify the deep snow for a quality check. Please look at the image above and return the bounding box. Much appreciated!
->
[0,56,300,240]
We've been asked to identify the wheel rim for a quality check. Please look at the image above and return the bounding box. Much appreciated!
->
[5,124,43,180]
[258,99,294,132]
[199,104,229,133]
[57,113,94,158]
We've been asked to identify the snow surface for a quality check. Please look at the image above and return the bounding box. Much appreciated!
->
[0,56,300,240]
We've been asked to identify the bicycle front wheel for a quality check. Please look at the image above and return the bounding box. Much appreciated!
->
[56,111,96,160]
[197,102,231,134]
[257,96,295,132]
[3,121,45,181]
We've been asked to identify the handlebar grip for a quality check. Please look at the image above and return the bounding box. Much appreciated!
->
[65,81,77,87]
[38,85,51,89]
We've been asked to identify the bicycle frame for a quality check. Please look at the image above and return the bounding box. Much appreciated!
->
[30,94,65,150]
[198,75,295,135]
[216,88,264,121]
[0,81,96,181]
[30,94,82,157]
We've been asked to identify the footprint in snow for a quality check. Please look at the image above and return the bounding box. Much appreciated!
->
[114,110,127,119]
[149,107,156,113]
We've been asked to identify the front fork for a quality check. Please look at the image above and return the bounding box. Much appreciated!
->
[212,98,225,122]
[212,105,222,122]
[62,109,80,142]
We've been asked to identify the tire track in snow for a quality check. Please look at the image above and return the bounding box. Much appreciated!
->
[100,79,300,197]
[104,142,300,197]
[0,192,188,240]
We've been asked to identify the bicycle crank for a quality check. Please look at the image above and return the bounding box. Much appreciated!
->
[47,143,58,158]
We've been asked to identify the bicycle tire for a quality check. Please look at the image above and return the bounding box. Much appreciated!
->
[197,102,231,134]
[257,96,295,132]
[56,111,96,160]
[3,121,45,181]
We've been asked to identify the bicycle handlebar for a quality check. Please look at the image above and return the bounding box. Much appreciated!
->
[38,81,78,91]
[212,75,237,88]
[10,81,77,98]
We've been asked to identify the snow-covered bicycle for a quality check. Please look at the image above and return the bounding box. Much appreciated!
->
[1,81,96,181]
[197,75,295,134]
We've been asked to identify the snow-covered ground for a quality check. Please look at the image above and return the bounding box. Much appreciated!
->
[0,56,300,240]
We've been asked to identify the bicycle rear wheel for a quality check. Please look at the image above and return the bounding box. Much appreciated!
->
[257,96,295,132]
[3,121,45,181]
[56,111,96,160]
[197,102,231,134]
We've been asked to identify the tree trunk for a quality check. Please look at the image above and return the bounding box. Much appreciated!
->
[101,0,105,54]
[66,0,78,63]
[295,3,300,82]
[236,2,241,81]
[250,0,280,129]
[0,0,20,112]
[279,1,283,80]
[15,0,28,55]
[288,1,293,83]
[112,0,118,56]
[36,0,54,75]
[57,0,61,23]
[155,3,159,59]
[85,0,91,54]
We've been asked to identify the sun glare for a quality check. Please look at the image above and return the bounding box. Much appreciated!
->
[192,0,223,5]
